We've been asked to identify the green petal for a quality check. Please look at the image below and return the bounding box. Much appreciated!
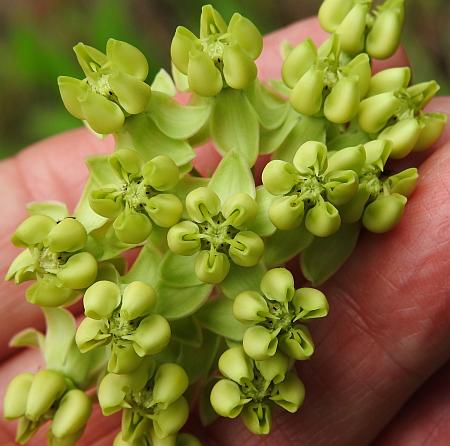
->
[106,38,149,80]
[57,251,98,289]
[368,67,411,96]
[228,13,263,59]
[223,44,257,90]
[188,50,223,97]
[109,71,151,114]
[281,38,317,89]
[241,402,272,435]
[218,346,254,384]
[318,0,355,32]
[336,3,369,55]
[12,214,56,247]
[57,76,86,119]
[151,68,177,96]
[171,26,199,74]
[260,268,295,303]
[290,68,324,116]
[26,201,69,222]
[362,193,407,233]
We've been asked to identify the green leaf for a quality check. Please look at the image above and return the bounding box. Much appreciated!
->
[247,186,277,237]
[264,224,314,268]
[116,112,195,166]
[170,317,203,348]
[154,281,213,320]
[86,222,132,261]
[171,62,190,92]
[122,243,162,286]
[86,155,120,186]
[220,263,266,299]
[301,222,361,285]
[151,69,176,96]
[195,297,246,341]
[148,91,212,140]
[160,251,203,288]
[327,121,371,151]
[275,115,326,163]
[9,328,45,351]
[26,201,68,221]
[210,89,259,166]
[259,108,298,154]
[209,151,255,203]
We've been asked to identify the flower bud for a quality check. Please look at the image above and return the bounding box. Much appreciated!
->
[292,288,329,320]
[146,194,183,228]
[379,118,422,159]
[338,186,371,223]
[279,326,314,360]
[362,193,407,233]
[318,0,355,32]
[167,221,201,256]
[108,342,142,374]
[270,372,305,413]
[47,218,87,253]
[305,201,341,237]
[153,397,189,439]
[368,67,411,96]
[106,38,149,81]
[195,250,230,284]
[327,145,366,174]
[84,280,121,319]
[12,215,56,247]
[143,156,180,191]
[269,196,304,230]
[325,170,359,206]
[57,76,86,120]
[261,160,297,196]
[324,77,360,124]
[121,281,156,320]
[57,252,98,289]
[388,168,418,197]
[233,291,268,323]
[414,113,447,151]
[336,3,370,54]
[223,44,257,90]
[186,187,221,222]
[98,373,129,415]
[26,277,74,307]
[51,389,92,438]
[171,26,198,74]
[210,379,248,418]
[222,193,258,228]
[290,68,324,116]
[281,38,317,88]
[4,372,34,420]
[177,433,202,446]
[243,325,278,360]
[153,364,188,406]
[187,50,223,97]
[25,370,67,421]
[75,318,109,352]
[260,268,295,303]
[89,188,123,218]
[358,92,401,134]
[218,346,254,383]
[343,53,371,98]
[78,91,125,135]
[241,402,272,435]
[364,139,391,170]
[366,7,404,60]
[254,351,289,384]
[109,71,151,115]
[131,314,171,357]
[113,210,153,244]
[229,231,264,267]
[228,13,263,60]
[293,141,328,175]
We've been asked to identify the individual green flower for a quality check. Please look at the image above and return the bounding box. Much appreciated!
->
[167,187,263,284]
[210,346,305,435]
[3,370,92,445]
[262,141,365,237]
[5,214,97,307]
[58,39,151,134]
[89,149,183,244]
[358,71,446,158]
[98,360,189,443]
[171,5,262,96]
[76,280,170,373]
[282,35,371,123]
[318,0,405,60]
[233,268,328,360]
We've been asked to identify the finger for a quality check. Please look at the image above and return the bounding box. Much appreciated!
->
[373,362,450,445]
[206,139,450,444]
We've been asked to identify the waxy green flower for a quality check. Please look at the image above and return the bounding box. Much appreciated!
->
[98,360,189,443]
[262,141,365,237]
[319,0,405,59]
[210,346,305,434]
[89,149,183,244]
[282,35,371,123]
[58,39,151,134]
[6,215,97,306]
[167,187,263,284]
[233,268,328,360]
[76,280,170,374]
[358,68,447,158]
[171,5,262,96]
[4,370,92,445]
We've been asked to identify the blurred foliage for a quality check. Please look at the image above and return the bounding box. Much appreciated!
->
[0,0,449,158]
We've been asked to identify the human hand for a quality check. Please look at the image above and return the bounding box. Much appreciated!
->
[0,17,449,446]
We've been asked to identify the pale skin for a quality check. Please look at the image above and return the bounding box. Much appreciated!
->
[0,17,449,446]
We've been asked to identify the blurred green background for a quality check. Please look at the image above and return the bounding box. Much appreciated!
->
[0,0,449,159]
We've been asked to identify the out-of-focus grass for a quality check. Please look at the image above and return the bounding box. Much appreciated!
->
[0,0,448,158]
